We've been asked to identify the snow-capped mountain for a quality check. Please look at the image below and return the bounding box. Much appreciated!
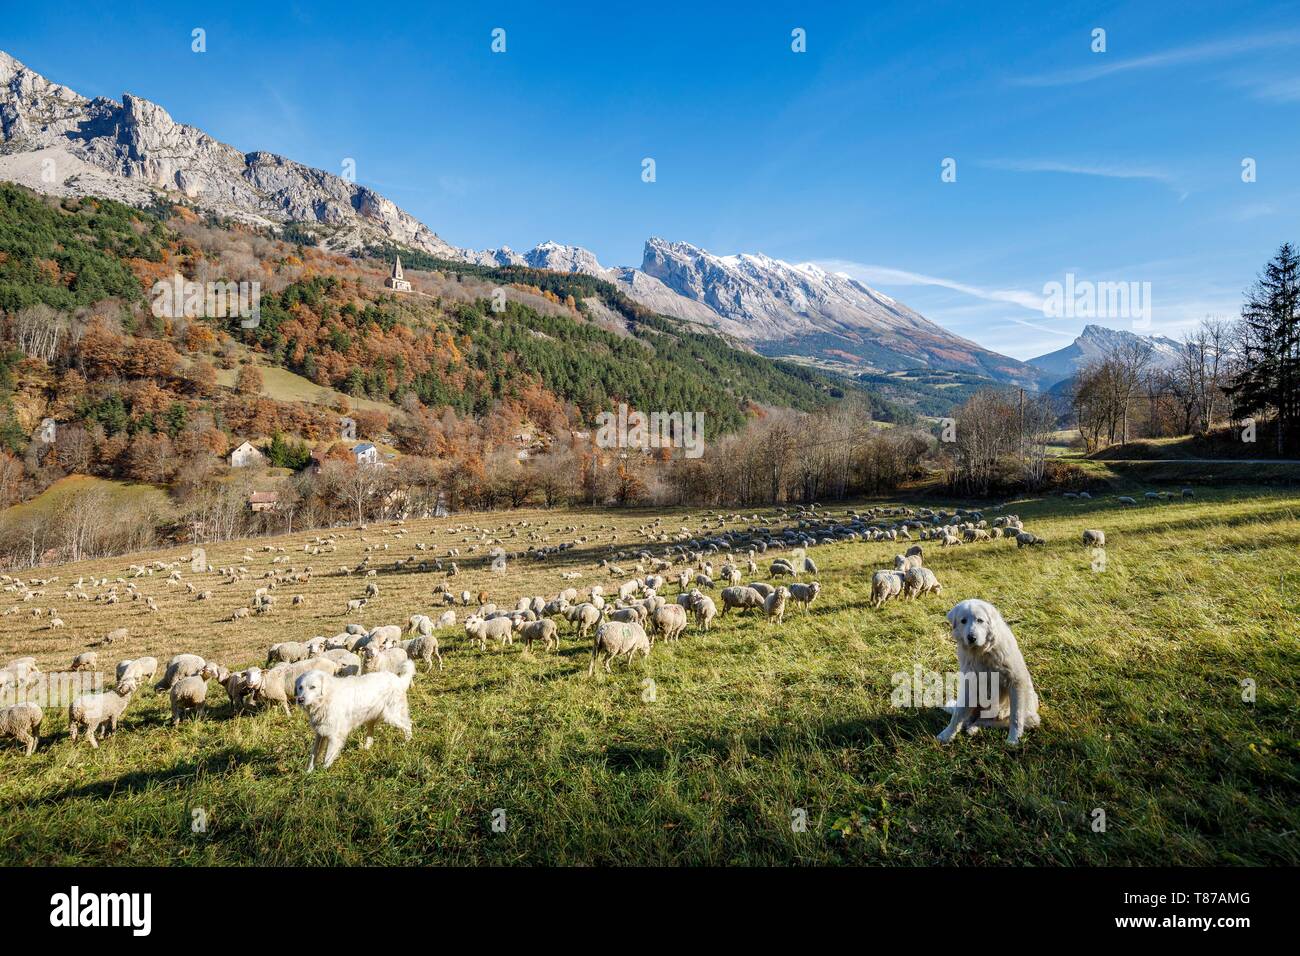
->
[1028,324,1188,388]
[463,236,1040,384]
[0,49,1038,387]
[0,51,460,257]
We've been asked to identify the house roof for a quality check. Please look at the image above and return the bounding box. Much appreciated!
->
[248,491,279,504]
[352,442,376,453]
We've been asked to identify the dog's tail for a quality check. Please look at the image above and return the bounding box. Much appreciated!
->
[395,658,416,691]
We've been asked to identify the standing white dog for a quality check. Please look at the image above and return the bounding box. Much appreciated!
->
[938,599,1040,745]
[294,661,415,771]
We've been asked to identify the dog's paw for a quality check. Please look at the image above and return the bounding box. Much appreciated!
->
[936,729,955,743]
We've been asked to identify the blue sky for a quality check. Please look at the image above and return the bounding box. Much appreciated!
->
[5,1,1298,359]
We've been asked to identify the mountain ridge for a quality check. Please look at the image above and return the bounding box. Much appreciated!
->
[1028,323,1188,388]
[0,49,1039,388]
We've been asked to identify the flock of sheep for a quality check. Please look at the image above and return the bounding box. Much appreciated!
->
[0,489,1165,767]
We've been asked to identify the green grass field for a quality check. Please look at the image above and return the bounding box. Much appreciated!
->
[0,486,1296,865]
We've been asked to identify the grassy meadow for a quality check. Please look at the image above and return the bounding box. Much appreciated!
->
[0,484,1296,865]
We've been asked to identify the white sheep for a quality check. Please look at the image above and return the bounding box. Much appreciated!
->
[155,654,206,692]
[787,581,821,614]
[362,645,410,675]
[763,586,790,624]
[513,618,559,652]
[267,642,311,666]
[464,615,514,651]
[116,657,158,686]
[720,585,764,616]
[588,620,651,675]
[399,635,444,671]
[650,603,688,642]
[1082,529,1106,547]
[870,570,904,608]
[0,703,43,756]
[69,678,139,747]
[903,566,942,599]
[170,675,209,724]
[564,602,602,639]
[70,651,98,672]
[691,594,717,631]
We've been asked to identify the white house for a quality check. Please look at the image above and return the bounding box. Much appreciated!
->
[229,440,266,468]
[352,442,380,465]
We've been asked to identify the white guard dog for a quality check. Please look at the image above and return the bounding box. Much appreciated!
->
[938,599,1040,745]
[294,661,415,771]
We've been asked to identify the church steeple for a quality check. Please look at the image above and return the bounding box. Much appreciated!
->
[385,254,412,292]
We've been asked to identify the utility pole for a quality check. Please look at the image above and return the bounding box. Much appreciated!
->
[1018,387,1025,464]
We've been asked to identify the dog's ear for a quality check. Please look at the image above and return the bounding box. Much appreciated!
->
[986,602,1014,645]
[945,603,961,626]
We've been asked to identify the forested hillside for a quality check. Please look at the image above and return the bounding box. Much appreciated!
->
[0,185,904,553]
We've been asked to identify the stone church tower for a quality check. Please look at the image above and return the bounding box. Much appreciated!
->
[385,255,412,292]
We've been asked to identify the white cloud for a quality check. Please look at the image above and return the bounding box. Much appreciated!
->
[1012,32,1300,87]
[980,159,1187,199]
[819,259,1046,311]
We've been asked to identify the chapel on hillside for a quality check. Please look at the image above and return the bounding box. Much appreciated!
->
[385,256,412,292]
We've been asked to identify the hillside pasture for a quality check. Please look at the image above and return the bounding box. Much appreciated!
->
[0,488,1295,865]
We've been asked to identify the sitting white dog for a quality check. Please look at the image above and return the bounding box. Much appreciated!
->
[294,661,415,771]
[938,599,1040,745]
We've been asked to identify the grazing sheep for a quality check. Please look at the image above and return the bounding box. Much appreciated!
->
[787,581,821,614]
[940,533,962,547]
[267,641,311,666]
[720,585,765,616]
[400,635,444,671]
[563,602,602,639]
[247,658,342,716]
[606,606,642,625]
[588,621,652,675]
[436,610,457,629]
[362,645,410,675]
[170,675,209,725]
[464,615,514,651]
[223,670,257,715]
[1117,496,1137,506]
[1181,487,1195,498]
[763,586,790,624]
[770,559,796,578]
[0,703,43,755]
[691,594,717,631]
[116,657,158,686]
[1082,529,1106,547]
[903,566,942,599]
[70,651,98,672]
[68,679,139,747]
[514,618,559,652]
[155,654,205,692]
[650,603,689,642]
[1015,531,1045,548]
[894,553,923,573]
[747,582,775,599]
[870,570,905,608]
[367,624,403,647]
[295,661,415,771]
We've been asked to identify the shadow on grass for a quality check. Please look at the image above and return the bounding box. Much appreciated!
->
[600,711,937,773]
[2,744,275,808]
